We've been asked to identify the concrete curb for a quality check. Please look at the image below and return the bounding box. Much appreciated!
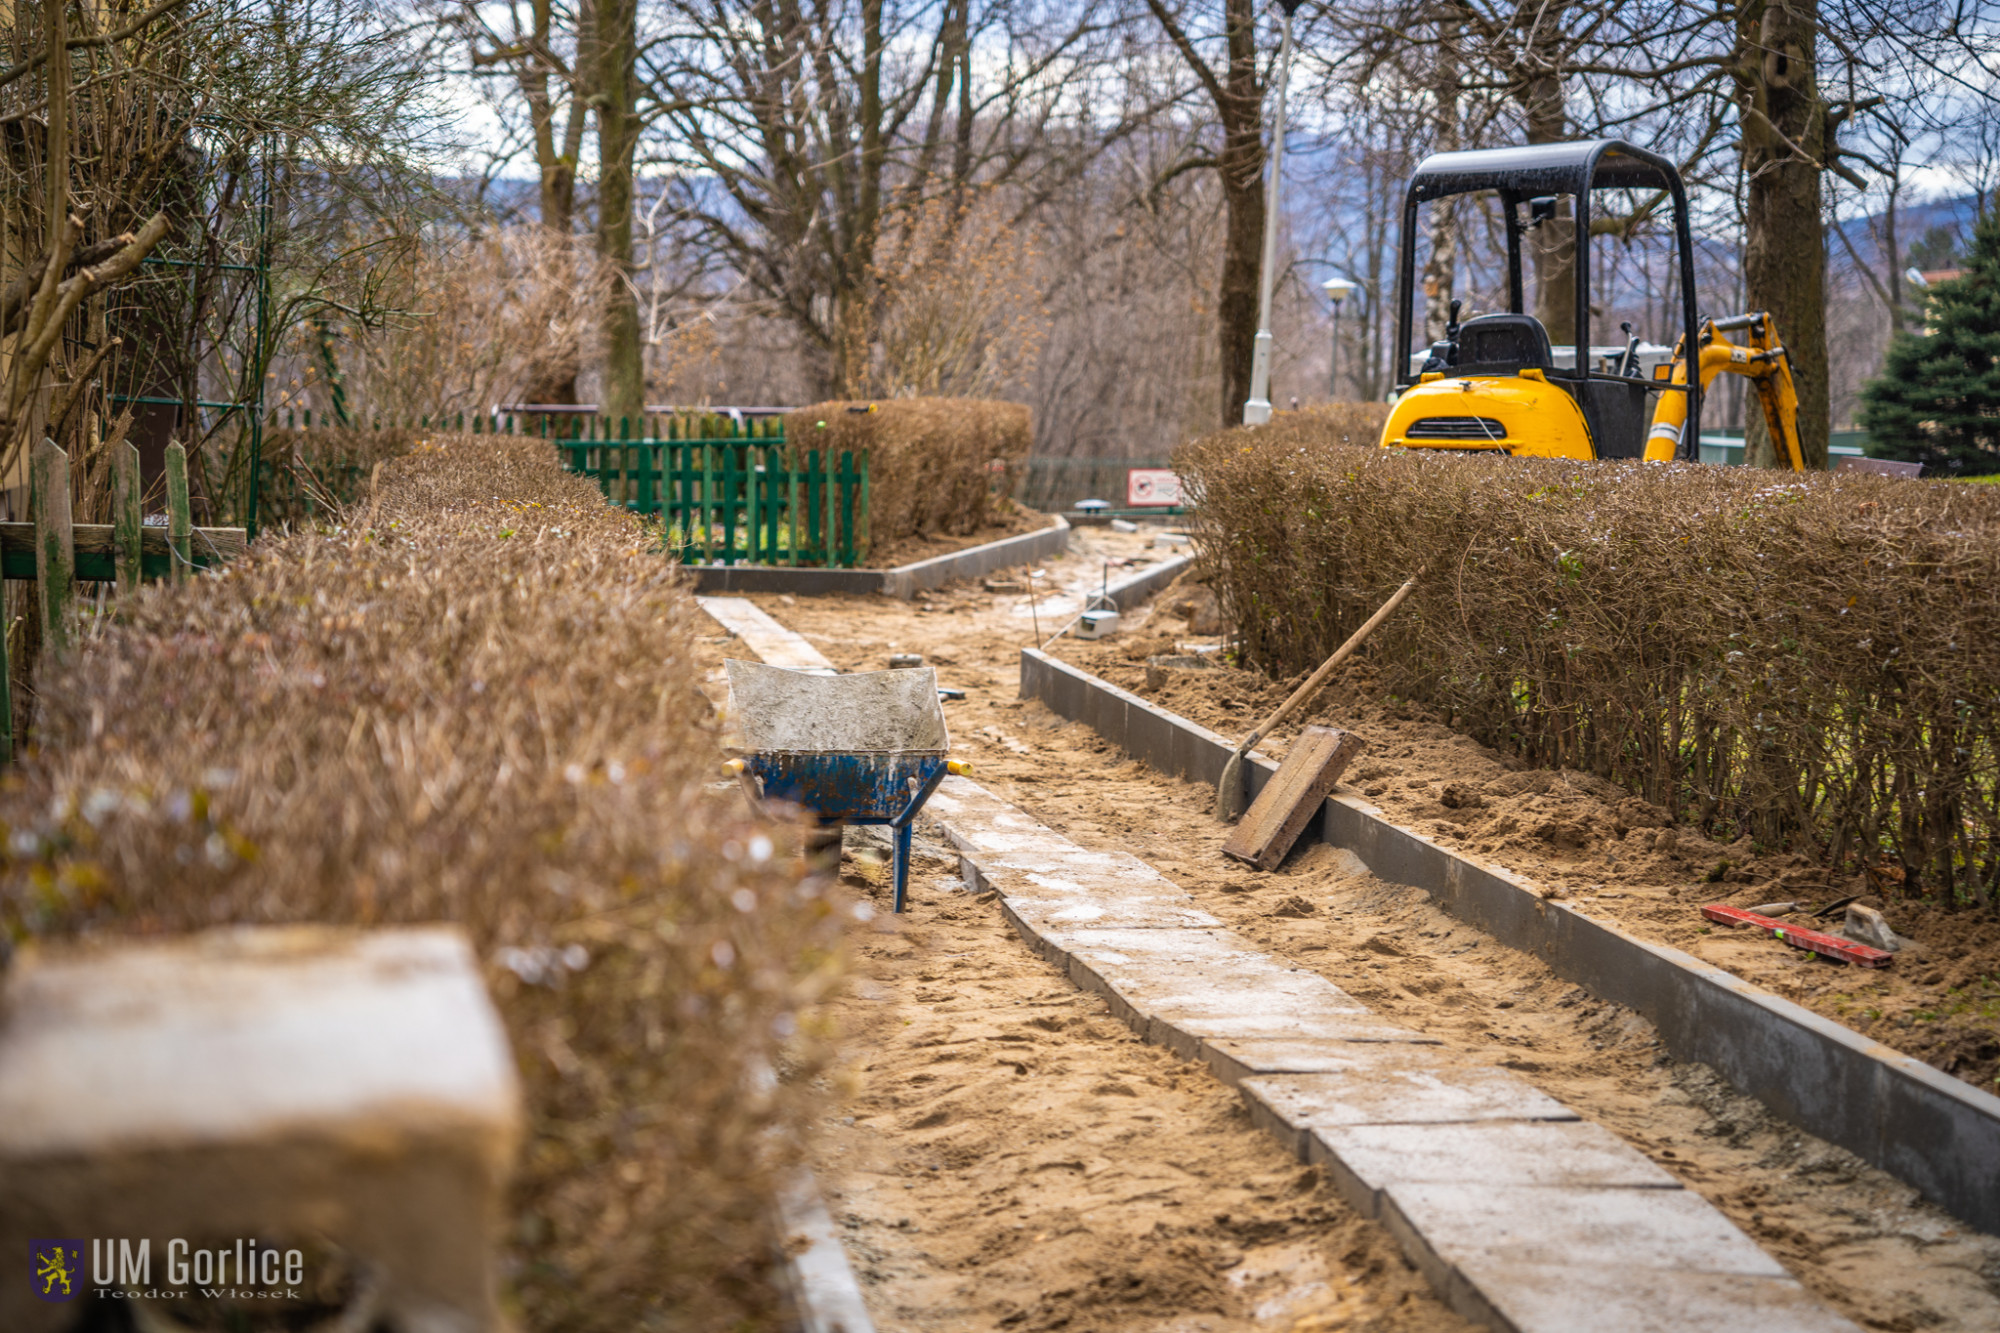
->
[777,1168,875,1333]
[1099,553,1193,610]
[1017,648,2000,1238]
[686,517,1070,599]
[923,778,1858,1333]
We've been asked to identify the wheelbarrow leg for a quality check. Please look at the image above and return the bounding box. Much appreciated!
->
[806,820,843,876]
[892,822,914,913]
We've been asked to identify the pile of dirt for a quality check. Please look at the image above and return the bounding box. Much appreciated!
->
[1062,629,2000,1098]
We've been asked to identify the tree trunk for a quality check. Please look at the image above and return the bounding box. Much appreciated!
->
[1421,3,1462,344]
[1218,169,1263,428]
[1736,0,1829,469]
[830,0,887,397]
[1519,66,1575,345]
[527,0,587,237]
[1215,0,1262,427]
[509,0,589,404]
[593,0,644,424]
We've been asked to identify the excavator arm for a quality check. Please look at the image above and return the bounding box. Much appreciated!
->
[1643,312,1804,471]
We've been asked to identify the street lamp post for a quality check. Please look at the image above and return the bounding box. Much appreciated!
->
[1321,275,1357,400]
[1241,0,1303,426]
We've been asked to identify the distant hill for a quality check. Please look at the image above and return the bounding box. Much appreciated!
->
[1831,193,1987,270]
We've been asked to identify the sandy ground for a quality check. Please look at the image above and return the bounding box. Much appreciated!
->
[704,531,2000,1333]
[1055,612,2000,1099]
[816,840,1469,1333]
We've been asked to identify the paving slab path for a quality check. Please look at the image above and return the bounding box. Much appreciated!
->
[697,595,838,671]
[699,563,2000,1331]
[922,778,1859,1333]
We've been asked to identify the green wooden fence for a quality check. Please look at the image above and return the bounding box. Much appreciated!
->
[552,423,869,568]
[262,409,870,568]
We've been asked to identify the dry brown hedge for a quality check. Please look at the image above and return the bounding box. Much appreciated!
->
[0,434,846,1330]
[254,426,418,527]
[784,397,1030,549]
[1177,418,2000,910]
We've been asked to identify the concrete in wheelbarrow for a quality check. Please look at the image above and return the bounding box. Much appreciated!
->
[923,777,1858,1333]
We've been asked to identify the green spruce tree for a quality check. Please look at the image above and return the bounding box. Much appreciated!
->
[1861,203,2000,476]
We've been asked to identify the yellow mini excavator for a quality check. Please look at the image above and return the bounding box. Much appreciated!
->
[1377,140,1805,471]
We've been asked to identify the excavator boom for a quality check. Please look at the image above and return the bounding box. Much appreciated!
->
[1644,312,1804,471]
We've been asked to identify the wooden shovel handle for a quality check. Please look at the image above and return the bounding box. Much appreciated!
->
[1237,569,1423,755]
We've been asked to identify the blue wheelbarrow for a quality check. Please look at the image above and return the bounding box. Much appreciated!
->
[725,659,967,912]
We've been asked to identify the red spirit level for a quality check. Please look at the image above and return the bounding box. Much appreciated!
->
[1699,904,1893,968]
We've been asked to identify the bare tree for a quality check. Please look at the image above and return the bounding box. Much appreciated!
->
[450,0,595,400]
[634,0,1121,399]
[1135,0,1276,427]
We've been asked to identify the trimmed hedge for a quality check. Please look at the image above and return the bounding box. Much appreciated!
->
[255,426,418,526]
[784,397,1030,547]
[1177,419,2000,909]
[0,435,845,1329]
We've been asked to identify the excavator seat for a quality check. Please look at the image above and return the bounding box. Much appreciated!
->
[1452,314,1650,460]
[1455,314,1555,374]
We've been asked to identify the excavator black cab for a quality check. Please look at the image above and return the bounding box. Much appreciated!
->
[1378,138,1804,469]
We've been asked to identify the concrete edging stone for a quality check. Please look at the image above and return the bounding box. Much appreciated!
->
[1099,553,1192,610]
[686,517,1071,599]
[1016,647,2000,1238]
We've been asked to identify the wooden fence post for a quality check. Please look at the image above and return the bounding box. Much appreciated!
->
[0,591,11,762]
[112,441,141,596]
[858,451,871,563]
[787,428,800,567]
[31,439,76,653]
[166,442,192,586]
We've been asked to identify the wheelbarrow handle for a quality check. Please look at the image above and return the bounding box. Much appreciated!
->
[722,756,764,807]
